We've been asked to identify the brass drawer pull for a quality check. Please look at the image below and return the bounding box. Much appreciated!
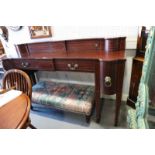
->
[67,63,79,70]
[21,62,29,68]
[94,43,99,48]
[104,76,112,87]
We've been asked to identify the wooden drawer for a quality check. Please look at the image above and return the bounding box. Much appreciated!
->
[27,42,66,53]
[101,61,117,95]
[54,59,96,72]
[66,39,101,52]
[7,59,54,71]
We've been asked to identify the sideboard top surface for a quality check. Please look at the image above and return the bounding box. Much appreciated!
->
[11,51,125,61]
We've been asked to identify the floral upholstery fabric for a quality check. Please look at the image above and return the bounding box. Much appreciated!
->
[32,81,95,115]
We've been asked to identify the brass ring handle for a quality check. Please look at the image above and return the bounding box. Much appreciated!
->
[67,64,79,70]
[104,76,112,87]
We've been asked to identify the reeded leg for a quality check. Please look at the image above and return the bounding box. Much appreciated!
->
[115,60,125,126]
[96,96,101,123]
[115,92,122,126]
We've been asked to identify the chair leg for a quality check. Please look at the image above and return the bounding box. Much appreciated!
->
[31,105,34,110]
[29,123,37,129]
[27,117,37,129]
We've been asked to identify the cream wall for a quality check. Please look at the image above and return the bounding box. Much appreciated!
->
[1,26,138,57]
[0,26,138,101]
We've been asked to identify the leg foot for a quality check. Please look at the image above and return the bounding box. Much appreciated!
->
[96,116,101,123]
[85,115,91,123]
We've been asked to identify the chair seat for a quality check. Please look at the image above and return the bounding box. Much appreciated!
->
[32,81,95,115]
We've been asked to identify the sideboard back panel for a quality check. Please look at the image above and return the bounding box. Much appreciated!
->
[16,37,126,57]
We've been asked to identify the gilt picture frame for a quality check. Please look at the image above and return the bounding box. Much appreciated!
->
[29,26,52,39]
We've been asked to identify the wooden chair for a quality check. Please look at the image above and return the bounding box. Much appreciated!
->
[1,69,36,129]
[0,94,31,129]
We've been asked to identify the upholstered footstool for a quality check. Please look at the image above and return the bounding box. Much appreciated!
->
[32,81,95,122]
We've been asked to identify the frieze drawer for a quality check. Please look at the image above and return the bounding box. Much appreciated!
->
[54,59,96,72]
[66,39,101,52]
[5,59,54,71]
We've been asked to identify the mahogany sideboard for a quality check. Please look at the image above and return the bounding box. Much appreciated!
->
[2,37,126,126]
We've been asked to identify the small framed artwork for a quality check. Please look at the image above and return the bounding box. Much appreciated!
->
[29,26,52,39]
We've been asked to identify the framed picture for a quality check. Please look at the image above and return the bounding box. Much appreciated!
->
[29,26,52,39]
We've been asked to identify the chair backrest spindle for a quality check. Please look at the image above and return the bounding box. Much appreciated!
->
[2,69,32,100]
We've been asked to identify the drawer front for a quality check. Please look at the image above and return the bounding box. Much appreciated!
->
[54,59,96,72]
[11,59,54,71]
[101,61,117,95]
[66,39,101,52]
[27,42,66,53]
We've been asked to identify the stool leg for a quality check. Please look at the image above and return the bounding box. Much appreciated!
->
[85,100,95,123]
[85,115,91,123]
